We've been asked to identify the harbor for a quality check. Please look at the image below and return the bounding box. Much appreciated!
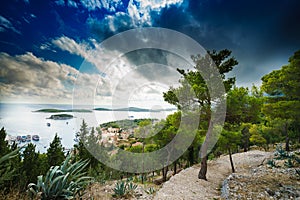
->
[6,134,40,144]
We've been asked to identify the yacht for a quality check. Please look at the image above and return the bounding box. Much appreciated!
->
[32,135,40,141]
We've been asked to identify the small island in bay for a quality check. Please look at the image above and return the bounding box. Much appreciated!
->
[47,114,74,120]
[34,108,92,113]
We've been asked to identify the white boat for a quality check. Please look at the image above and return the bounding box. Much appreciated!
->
[26,135,31,142]
[32,135,40,141]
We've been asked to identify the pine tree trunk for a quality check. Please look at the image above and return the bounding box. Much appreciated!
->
[162,166,168,182]
[174,160,177,175]
[198,156,208,180]
[198,120,213,180]
[228,147,235,173]
[162,167,165,182]
[188,146,194,166]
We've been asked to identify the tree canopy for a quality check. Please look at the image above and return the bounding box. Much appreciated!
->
[163,49,238,180]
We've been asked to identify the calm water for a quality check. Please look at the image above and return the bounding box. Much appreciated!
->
[0,103,172,153]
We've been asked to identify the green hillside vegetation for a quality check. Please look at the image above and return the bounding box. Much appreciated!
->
[100,118,152,129]
[47,114,74,120]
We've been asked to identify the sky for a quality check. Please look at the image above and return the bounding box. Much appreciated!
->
[0,0,300,107]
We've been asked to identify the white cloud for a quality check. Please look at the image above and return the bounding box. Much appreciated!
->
[80,0,102,10]
[68,0,78,8]
[51,36,185,107]
[0,52,107,104]
[0,15,21,34]
[52,36,89,57]
[87,0,184,33]
[57,0,183,33]
[79,0,123,12]
[57,0,123,12]
[55,0,65,6]
[127,0,184,27]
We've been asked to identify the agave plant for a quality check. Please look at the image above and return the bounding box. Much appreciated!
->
[113,181,127,197]
[0,147,21,186]
[27,154,93,199]
[112,178,138,198]
[274,145,290,159]
[266,159,276,168]
[145,187,156,195]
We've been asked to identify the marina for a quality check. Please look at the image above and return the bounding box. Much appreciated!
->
[0,103,172,153]
[7,134,39,143]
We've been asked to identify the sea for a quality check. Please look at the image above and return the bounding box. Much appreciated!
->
[0,103,173,153]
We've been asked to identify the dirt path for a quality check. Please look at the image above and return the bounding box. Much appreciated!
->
[154,150,272,200]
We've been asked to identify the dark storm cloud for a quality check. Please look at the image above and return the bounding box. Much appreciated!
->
[154,0,300,86]
[123,49,190,83]
[86,0,285,87]
[125,49,168,66]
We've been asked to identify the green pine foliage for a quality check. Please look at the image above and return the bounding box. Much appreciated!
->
[47,133,65,167]
[22,143,41,184]
[0,127,10,157]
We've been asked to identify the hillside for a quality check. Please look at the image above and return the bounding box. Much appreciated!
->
[82,149,300,199]
[154,150,273,199]
[82,150,276,199]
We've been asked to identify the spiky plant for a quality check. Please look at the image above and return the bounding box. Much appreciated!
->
[266,159,276,168]
[0,148,20,187]
[112,181,127,197]
[27,154,93,199]
[145,187,156,194]
[112,178,138,198]
[274,145,289,159]
[284,158,294,168]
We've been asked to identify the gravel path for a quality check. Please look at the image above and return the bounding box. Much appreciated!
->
[154,150,273,200]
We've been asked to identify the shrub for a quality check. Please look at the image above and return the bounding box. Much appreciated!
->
[274,145,290,159]
[112,178,138,198]
[145,187,156,194]
[27,154,93,199]
[113,181,127,197]
[285,158,294,168]
[0,148,20,187]
[267,159,276,168]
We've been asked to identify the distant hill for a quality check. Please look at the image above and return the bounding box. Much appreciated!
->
[94,107,176,112]
[34,108,92,113]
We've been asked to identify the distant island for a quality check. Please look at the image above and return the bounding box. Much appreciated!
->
[34,107,176,113]
[47,114,74,120]
[34,108,92,113]
[94,107,176,112]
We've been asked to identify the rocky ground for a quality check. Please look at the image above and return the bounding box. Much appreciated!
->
[154,150,273,200]
[83,149,300,199]
[221,150,300,200]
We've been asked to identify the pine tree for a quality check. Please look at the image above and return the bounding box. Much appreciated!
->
[163,49,238,180]
[75,120,90,161]
[22,143,40,184]
[0,127,10,157]
[47,133,65,167]
[261,50,300,151]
